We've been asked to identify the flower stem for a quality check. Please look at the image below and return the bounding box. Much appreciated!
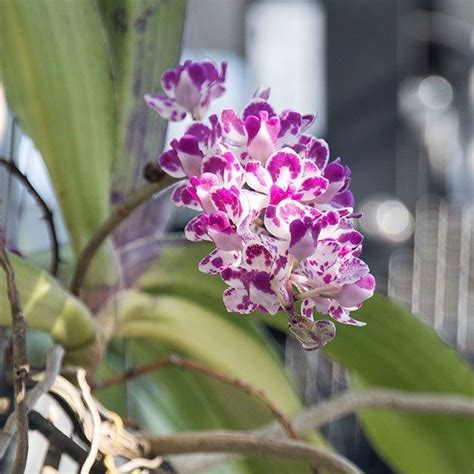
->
[70,176,177,296]
[94,354,298,440]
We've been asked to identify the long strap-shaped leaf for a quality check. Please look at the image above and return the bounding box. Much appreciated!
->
[111,289,323,473]
[139,243,474,474]
[0,253,95,350]
[98,0,186,257]
[0,0,118,288]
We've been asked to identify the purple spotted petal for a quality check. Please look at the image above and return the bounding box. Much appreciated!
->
[299,175,329,202]
[144,94,187,122]
[199,248,241,275]
[221,266,250,289]
[210,186,247,225]
[188,174,218,213]
[338,257,370,285]
[242,99,276,120]
[174,69,201,114]
[147,59,226,121]
[158,149,186,178]
[266,148,304,188]
[171,183,200,210]
[242,240,276,270]
[264,199,307,239]
[186,116,221,153]
[277,110,315,147]
[245,160,272,193]
[305,137,330,170]
[245,112,280,164]
[301,298,315,319]
[314,160,350,204]
[328,302,366,326]
[184,214,212,242]
[221,109,247,146]
[223,287,256,314]
[201,152,244,187]
[337,274,376,309]
[332,190,354,208]
[288,216,321,261]
[161,68,179,96]
[207,212,243,251]
[249,271,282,315]
[308,240,341,273]
[173,135,203,177]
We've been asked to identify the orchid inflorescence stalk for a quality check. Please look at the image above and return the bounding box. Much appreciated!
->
[145,59,375,350]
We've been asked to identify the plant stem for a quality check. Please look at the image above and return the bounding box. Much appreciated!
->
[286,388,474,435]
[0,244,29,474]
[0,157,60,276]
[147,431,361,474]
[94,354,298,439]
[173,388,474,473]
[70,176,176,296]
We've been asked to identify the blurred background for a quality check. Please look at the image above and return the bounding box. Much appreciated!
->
[1,0,473,471]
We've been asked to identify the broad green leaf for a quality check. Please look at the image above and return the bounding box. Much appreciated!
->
[109,289,319,473]
[140,242,474,474]
[0,0,118,287]
[98,0,186,197]
[0,253,95,350]
[97,341,258,474]
[323,296,474,474]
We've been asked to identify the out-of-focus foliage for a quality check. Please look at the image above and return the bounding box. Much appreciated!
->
[0,252,95,350]
[97,289,320,473]
[140,243,474,474]
[0,0,185,288]
[0,0,117,286]
[1,2,472,473]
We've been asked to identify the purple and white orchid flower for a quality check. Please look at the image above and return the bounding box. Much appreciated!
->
[145,59,227,121]
[145,59,375,351]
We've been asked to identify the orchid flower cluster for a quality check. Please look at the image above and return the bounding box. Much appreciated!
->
[145,59,375,350]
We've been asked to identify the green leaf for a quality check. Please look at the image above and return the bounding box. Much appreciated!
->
[139,242,474,474]
[0,0,118,286]
[0,253,95,350]
[323,295,474,474]
[108,289,318,473]
[98,0,186,197]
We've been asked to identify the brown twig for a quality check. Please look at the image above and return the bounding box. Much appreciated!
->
[147,431,361,474]
[94,355,298,439]
[0,157,60,276]
[70,175,177,296]
[286,388,474,435]
[0,244,29,474]
[170,388,474,473]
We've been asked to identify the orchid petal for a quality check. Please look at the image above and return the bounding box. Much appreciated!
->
[199,248,241,275]
[144,94,187,122]
[266,148,304,188]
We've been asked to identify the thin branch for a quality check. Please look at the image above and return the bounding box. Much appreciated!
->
[70,175,177,296]
[0,157,60,276]
[147,431,361,474]
[0,244,29,474]
[0,345,64,459]
[172,388,474,473]
[94,355,298,439]
[286,388,474,436]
